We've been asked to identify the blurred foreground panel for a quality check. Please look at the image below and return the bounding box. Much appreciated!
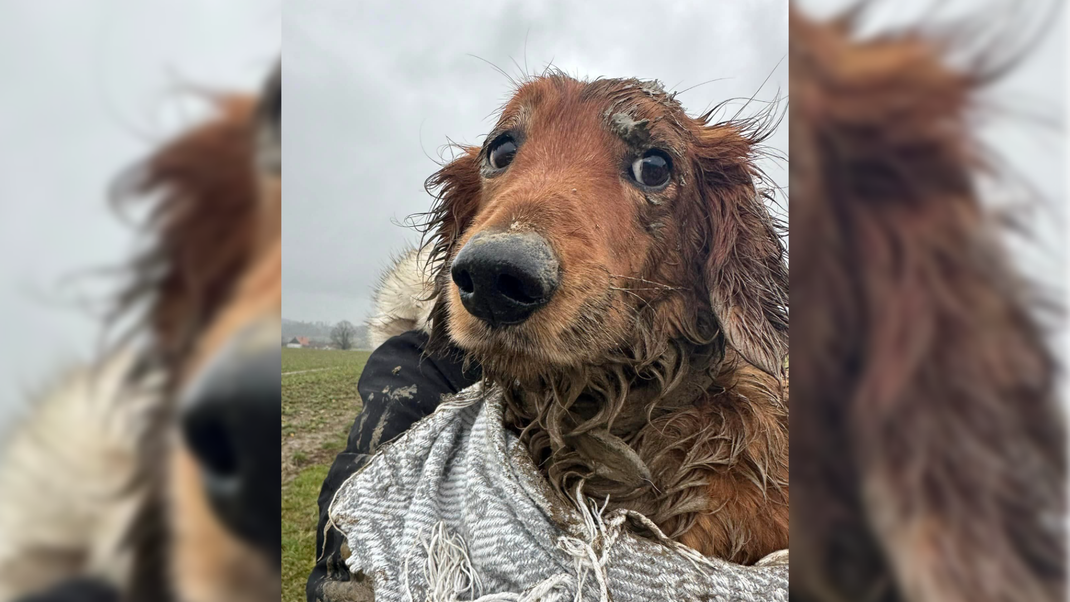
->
[0,3,279,601]
[790,2,1067,601]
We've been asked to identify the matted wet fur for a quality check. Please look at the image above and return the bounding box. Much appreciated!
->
[790,7,1065,602]
[418,73,789,564]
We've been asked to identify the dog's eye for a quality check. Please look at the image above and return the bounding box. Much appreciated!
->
[630,150,672,188]
[488,135,518,170]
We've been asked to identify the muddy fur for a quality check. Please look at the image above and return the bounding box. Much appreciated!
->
[415,72,789,563]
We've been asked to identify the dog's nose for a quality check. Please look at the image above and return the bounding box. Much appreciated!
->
[179,323,280,554]
[451,231,560,326]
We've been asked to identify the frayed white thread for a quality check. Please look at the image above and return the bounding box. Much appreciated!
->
[404,522,483,602]
[405,485,706,602]
[469,576,572,602]
[403,520,572,602]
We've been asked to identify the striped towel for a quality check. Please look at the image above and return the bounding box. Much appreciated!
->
[328,383,788,602]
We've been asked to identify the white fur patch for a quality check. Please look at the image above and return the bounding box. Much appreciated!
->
[0,352,156,599]
[366,247,437,350]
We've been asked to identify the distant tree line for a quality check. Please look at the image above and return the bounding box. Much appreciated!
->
[283,318,371,349]
[282,318,335,341]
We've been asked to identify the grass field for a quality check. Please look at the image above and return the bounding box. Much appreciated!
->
[281,347,370,602]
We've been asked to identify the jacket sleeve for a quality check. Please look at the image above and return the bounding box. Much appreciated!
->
[12,578,120,602]
[305,330,479,602]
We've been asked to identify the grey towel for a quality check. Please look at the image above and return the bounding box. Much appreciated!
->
[328,383,788,602]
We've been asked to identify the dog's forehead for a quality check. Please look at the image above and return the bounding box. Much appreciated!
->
[508,75,683,113]
[502,75,691,148]
[583,77,682,114]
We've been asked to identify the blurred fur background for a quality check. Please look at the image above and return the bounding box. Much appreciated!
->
[790,1,1067,601]
[0,3,279,602]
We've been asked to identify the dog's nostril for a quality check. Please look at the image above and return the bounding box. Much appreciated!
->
[454,269,475,294]
[184,413,239,479]
[451,231,559,325]
[497,273,538,304]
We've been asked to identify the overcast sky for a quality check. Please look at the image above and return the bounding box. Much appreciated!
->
[285,0,1065,328]
[0,1,278,426]
[283,0,790,325]
[0,0,1062,429]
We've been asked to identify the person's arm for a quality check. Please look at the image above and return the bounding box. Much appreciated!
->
[12,579,120,602]
[305,330,479,602]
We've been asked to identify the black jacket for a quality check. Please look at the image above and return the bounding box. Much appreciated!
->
[305,330,479,602]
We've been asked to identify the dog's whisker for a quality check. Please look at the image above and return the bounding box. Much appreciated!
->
[608,287,660,314]
[608,286,671,294]
[606,273,681,291]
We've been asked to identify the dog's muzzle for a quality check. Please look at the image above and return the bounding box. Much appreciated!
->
[450,231,560,326]
[179,320,280,558]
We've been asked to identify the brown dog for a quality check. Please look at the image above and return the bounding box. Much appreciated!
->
[421,73,789,564]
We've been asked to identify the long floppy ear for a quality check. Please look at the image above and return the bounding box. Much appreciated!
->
[421,146,483,344]
[693,123,788,377]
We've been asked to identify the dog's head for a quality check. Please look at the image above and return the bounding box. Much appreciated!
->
[425,74,787,382]
[117,65,281,602]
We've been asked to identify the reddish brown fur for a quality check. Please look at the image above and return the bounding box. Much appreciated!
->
[422,74,789,563]
[114,68,281,602]
[790,9,1065,602]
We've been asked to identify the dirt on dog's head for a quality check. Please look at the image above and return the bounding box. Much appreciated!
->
[114,64,281,602]
[424,73,787,385]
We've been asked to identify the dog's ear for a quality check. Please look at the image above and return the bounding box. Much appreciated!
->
[422,146,483,339]
[692,123,788,376]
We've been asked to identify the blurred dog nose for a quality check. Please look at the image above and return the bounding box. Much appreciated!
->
[180,323,280,554]
[451,231,560,326]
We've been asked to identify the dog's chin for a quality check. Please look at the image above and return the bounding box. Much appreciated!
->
[444,284,629,381]
[445,316,598,384]
[448,320,573,379]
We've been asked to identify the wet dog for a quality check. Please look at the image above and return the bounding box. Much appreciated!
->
[422,73,789,563]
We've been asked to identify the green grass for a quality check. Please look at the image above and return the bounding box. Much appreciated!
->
[282,464,330,602]
[281,347,371,602]
[282,348,370,437]
[282,346,368,372]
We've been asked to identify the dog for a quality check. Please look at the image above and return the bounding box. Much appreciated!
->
[790,7,1065,602]
[0,65,281,602]
[418,72,789,564]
